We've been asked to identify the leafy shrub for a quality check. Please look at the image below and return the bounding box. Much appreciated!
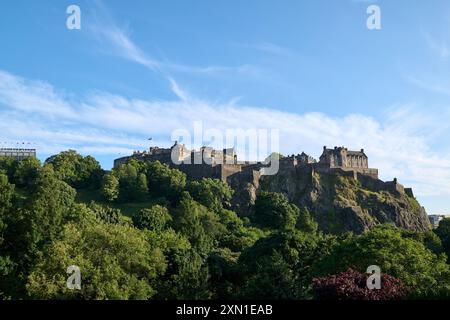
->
[312,268,408,300]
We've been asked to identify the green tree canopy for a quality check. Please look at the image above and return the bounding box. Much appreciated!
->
[133,205,172,232]
[314,225,450,298]
[237,230,335,299]
[253,191,298,230]
[113,162,148,202]
[146,161,186,199]
[188,178,234,212]
[26,219,166,300]
[172,192,222,257]
[0,173,15,245]
[45,150,103,188]
[435,218,450,262]
[13,157,41,188]
[0,157,17,180]
[100,172,119,202]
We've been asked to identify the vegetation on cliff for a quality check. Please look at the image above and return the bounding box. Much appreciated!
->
[259,168,430,234]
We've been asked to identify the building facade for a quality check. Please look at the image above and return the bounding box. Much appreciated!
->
[428,215,450,229]
[318,146,379,179]
[0,148,36,161]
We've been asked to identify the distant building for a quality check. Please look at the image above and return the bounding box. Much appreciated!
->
[0,148,36,161]
[428,215,450,229]
[318,146,379,179]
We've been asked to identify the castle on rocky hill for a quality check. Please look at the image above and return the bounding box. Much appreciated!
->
[114,142,423,232]
[114,143,413,198]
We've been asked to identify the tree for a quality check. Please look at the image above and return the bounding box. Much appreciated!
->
[45,150,103,188]
[150,229,211,299]
[0,173,15,296]
[296,207,318,233]
[312,268,408,300]
[208,248,239,299]
[172,192,220,257]
[402,229,443,255]
[435,218,450,262]
[253,192,298,230]
[216,209,263,252]
[0,173,14,241]
[100,172,119,202]
[88,202,131,226]
[13,157,41,188]
[314,225,450,298]
[146,161,186,199]
[0,166,77,298]
[26,219,166,299]
[237,231,336,299]
[133,205,172,232]
[26,166,77,243]
[113,162,148,202]
[188,178,234,212]
[0,157,17,180]
[136,173,149,198]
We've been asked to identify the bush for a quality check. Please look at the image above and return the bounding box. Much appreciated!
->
[312,268,408,300]
[133,205,172,232]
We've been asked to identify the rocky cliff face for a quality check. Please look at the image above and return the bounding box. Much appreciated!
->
[229,164,431,234]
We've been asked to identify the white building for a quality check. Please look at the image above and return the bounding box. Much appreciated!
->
[428,215,450,229]
[0,148,36,161]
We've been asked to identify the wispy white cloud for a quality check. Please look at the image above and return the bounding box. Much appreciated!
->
[168,77,190,102]
[422,30,450,60]
[0,71,77,118]
[86,2,252,77]
[235,42,295,58]
[0,69,449,202]
[94,26,258,77]
[98,27,160,70]
[404,74,450,96]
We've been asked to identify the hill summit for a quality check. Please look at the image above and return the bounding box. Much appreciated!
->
[115,144,430,234]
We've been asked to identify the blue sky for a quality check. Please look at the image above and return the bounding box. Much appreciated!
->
[0,0,449,214]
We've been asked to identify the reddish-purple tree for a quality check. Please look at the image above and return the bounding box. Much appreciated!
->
[312,268,408,300]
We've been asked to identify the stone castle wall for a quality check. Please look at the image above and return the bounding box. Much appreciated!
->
[113,145,414,200]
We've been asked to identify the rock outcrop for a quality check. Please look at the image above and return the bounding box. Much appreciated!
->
[229,164,430,234]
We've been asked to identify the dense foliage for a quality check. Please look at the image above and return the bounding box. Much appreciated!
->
[312,269,408,300]
[0,152,449,300]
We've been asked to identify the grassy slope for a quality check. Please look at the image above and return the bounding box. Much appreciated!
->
[75,188,159,217]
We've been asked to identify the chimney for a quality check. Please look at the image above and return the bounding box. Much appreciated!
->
[361,149,364,153]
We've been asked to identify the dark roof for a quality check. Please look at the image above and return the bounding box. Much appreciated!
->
[322,147,367,158]
[347,150,367,157]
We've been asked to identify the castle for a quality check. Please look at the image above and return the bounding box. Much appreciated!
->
[114,143,379,181]
[317,146,379,179]
[114,143,413,198]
